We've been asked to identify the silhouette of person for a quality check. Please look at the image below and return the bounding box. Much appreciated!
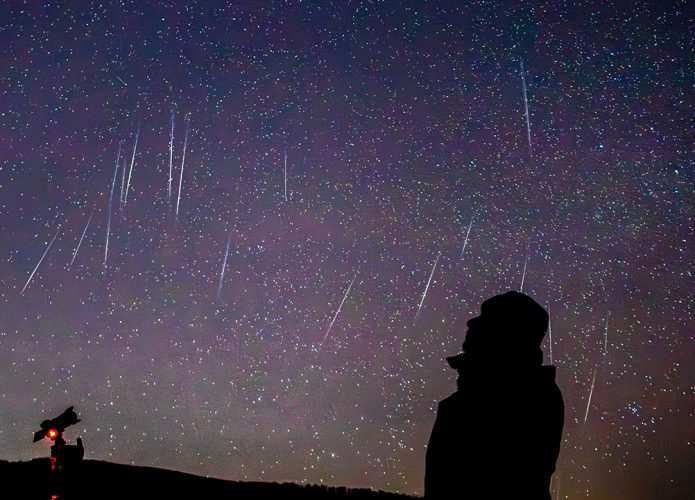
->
[425,291,564,499]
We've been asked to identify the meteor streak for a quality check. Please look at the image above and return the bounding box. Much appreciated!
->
[283,146,288,201]
[520,244,530,293]
[20,226,60,295]
[520,58,533,157]
[415,251,441,323]
[123,122,140,206]
[168,110,175,204]
[119,155,127,210]
[104,144,121,267]
[176,115,190,220]
[460,217,474,259]
[217,228,232,299]
[583,364,598,424]
[604,310,610,355]
[70,207,94,266]
[322,274,357,344]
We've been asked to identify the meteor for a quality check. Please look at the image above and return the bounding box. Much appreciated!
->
[104,143,122,267]
[123,122,140,206]
[217,228,233,299]
[583,364,598,424]
[20,226,61,295]
[520,58,533,157]
[176,115,190,220]
[604,310,610,355]
[322,274,357,344]
[168,109,175,205]
[520,244,530,293]
[415,251,441,323]
[460,217,474,259]
[70,207,94,266]
[119,155,127,210]
[284,146,288,201]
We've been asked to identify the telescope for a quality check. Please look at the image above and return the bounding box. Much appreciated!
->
[33,406,81,442]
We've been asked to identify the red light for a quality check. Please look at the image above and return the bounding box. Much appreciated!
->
[47,429,59,440]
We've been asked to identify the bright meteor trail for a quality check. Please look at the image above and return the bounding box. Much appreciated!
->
[70,206,94,266]
[583,364,598,424]
[104,143,122,267]
[123,122,140,206]
[460,217,474,259]
[322,274,357,344]
[119,155,126,211]
[415,251,441,323]
[20,225,60,295]
[284,147,288,201]
[217,228,232,299]
[168,110,175,205]
[604,310,610,355]
[176,115,190,220]
[520,244,530,293]
[520,58,533,157]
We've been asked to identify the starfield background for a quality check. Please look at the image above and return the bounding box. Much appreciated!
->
[0,1,692,498]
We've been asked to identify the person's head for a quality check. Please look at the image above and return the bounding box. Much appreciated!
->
[448,291,548,368]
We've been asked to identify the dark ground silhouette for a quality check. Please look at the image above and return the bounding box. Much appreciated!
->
[425,291,564,499]
[0,458,416,499]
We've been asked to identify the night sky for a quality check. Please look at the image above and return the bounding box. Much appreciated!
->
[1,1,693,498]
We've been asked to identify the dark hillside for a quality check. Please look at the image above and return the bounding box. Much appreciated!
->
[0,459,417,499]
